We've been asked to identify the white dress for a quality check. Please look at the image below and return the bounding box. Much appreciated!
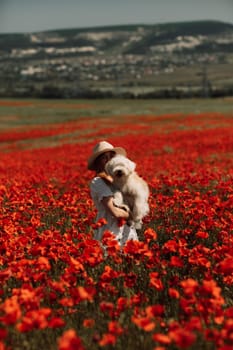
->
[90,176,138,246]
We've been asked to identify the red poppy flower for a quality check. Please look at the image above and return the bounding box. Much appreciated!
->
[131,315,155,332]
[98,333,116,346]
[153,333,171,344]
[149,272,164,291]
[180,278,198,295]
[58,329,84,350]
[169,328,196,348]
[168,288,180,299]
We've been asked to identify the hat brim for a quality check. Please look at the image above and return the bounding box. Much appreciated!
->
[88,147,127,170]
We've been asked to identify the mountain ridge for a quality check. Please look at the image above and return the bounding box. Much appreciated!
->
[1,19,232,35]
[0,20,233,51]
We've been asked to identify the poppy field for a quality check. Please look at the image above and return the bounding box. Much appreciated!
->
[0,99,233,350]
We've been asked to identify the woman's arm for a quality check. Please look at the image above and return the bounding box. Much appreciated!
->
[101,196,130,219]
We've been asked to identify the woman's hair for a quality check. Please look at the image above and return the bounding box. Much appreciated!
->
[93,151,115,172]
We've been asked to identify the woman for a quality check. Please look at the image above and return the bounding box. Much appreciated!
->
[88,141,138,246]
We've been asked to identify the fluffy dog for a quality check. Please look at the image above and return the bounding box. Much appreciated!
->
[105,154,149,229]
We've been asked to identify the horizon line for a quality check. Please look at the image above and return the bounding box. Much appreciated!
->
[0,18,232,35]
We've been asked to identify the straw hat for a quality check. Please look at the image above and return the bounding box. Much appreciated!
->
[87,141,127,170]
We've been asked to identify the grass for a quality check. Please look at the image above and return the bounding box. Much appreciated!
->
[0,98,233,130]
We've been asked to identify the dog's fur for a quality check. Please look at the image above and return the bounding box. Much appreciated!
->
[105,155,149,229]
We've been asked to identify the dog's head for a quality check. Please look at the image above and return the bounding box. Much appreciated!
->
[105,154,136,179]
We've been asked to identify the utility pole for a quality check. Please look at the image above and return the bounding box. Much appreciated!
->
[200,65,211,98]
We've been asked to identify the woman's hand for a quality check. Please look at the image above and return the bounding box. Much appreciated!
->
[101,196,130,219]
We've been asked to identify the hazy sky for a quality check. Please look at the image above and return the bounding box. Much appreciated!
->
[0,0,233,33]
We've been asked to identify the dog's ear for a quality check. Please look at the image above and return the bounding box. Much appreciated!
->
[128,158,136,172]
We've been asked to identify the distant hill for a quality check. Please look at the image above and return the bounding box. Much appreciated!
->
[0,20,233,98]
[0,20,233,54]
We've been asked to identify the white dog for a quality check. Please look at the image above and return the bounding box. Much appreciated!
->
[105,154,149,229]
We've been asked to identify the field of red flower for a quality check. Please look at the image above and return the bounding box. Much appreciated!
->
[0,100,233,350]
